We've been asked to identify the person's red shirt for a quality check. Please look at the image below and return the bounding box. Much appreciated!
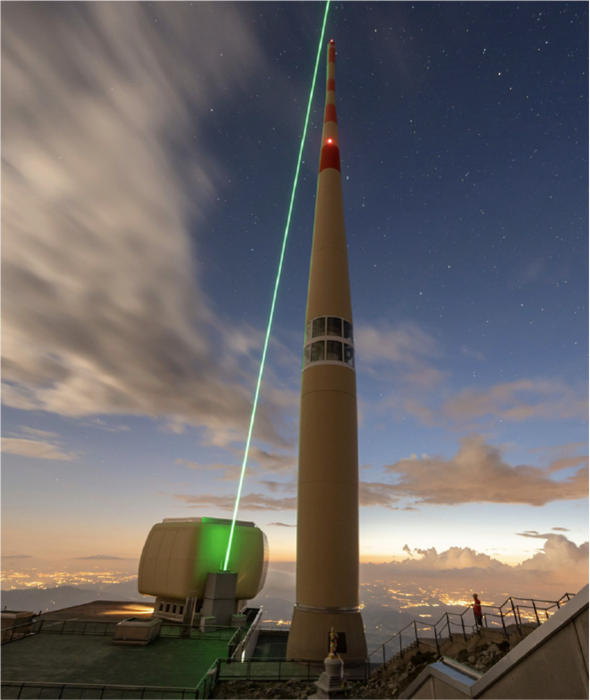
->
[473,598,482,616]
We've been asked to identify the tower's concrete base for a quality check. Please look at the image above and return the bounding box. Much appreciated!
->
[286,607,367,660]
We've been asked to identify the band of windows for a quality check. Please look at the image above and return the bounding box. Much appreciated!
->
[303,316,354,370]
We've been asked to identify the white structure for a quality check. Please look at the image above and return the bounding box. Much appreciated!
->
[401,584,589,699]
[138,517,268,623]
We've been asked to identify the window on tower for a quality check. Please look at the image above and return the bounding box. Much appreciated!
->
[312,317,326,338]
[344,344,355,367]
[310,341,325,362]
[326,340,343,362]
[343,320,353,342]
[303,316,354,370]
[327,317,342,337]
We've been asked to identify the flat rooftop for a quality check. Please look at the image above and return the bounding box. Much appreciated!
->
[39,599,155,622]
[2,601,240,693]
[2,633,229,687]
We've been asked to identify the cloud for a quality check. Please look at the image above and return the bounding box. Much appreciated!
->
[2,437,77,462]
[246,446,297,474]
[74,555,130,560]
[397,380,588,431]
[19,426,60,439]
[356,322,444,390]
[367,533,588,594]
[440,379,588,424]
[1,4,292,450]
[76,418,131,433]
[268,522,296,528]
[552,527,570,532]
[359,481,400,509]
[382,435,588,506]
[356,322,438,366]
[514,534,588,578]
[174,458,241,481]
[399,545,505,571]
[173,492,297,512]
[174,446,296,482]
[2,554,33,559]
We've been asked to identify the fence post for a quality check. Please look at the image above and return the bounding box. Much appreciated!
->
[509,599,521,636]
[382,644,386,666]
[16,684,24,699]
[413,621,418,645]
[531,600,540,626]
[500,611,507,639]
[434,631,440,656]
[399,633,402,657]
[460,614,467,642]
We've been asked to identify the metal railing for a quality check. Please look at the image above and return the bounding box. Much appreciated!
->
[34,619,119,636]
[368,591,575,667]
[1,617,244,644]
[233,607,264,660]
[216,656,370,682]
[1,680,208,699]
[1,620,38,645]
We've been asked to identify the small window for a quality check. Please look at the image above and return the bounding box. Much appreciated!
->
[304,345,311,367]
[343,320,353,342]
[327,317,342,337]
[159,603,164,612]
[172,604,177,614]
[165,603,170,613]
[179,606,184,615]
[310,341,325,362]
[306,321,313,342]
[344,344,354,367]
[312,317,326,338]
[326,340,343,362]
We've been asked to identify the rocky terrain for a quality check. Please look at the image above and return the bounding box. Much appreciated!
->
[211,638,513,699]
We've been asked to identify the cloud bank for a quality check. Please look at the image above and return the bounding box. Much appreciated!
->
[369,533,588,595]
[383,435,588,506]
[2,437,77,462]
[171,435,587,512]
[2,3,291,449]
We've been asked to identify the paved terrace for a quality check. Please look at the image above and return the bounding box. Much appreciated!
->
[2,602,239,691]
[2,632,232,688]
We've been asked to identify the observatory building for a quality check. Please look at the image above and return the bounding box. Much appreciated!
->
[286,39,367,661]
[138,517,268,626]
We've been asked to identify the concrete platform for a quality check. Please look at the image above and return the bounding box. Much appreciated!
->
[2,632,230,688]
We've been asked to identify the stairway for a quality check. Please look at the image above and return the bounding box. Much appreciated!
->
[368,591,574,670]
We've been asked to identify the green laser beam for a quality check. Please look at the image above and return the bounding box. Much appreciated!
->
[223,0,331,571]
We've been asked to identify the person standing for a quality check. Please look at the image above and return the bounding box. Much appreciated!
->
[473,594,483,628]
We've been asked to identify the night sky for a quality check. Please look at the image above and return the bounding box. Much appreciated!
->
[2,2,587,601]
